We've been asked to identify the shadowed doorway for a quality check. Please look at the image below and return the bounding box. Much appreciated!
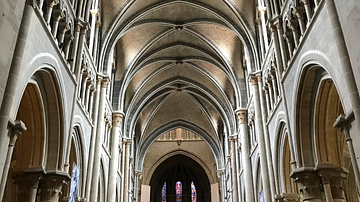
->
[149,154,211,202]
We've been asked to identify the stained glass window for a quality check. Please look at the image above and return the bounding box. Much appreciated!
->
[191,182,197,202]
[161,182,166,202]
[175,181,182,202]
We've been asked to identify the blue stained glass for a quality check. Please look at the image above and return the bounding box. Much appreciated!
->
[176,181,182,202]
[161,182,166,202]
[191,182,197,202]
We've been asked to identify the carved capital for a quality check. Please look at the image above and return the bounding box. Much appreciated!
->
[249,76,258,85]
[40,172,70,201]
[101,78,109,88]
[235,109,247,124]
[291,168,322,201]
[112,112,124,127]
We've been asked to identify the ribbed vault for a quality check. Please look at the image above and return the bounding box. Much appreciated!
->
[99,0,256,171]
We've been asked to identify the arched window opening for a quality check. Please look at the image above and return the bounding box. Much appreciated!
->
[161,182,166,202]
[191,181,197,202]
[176,181,182,202]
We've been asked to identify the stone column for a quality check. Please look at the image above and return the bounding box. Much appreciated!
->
[292,7,306,36]
[319,172,334,202]
[258,75,278,197]
[44,0,60,25]
[74,23,89,79]
[256,18,265,60]
[326,0,360,174]
[134,172,142,202]
[93,21,101,62]
[84,77,102,200]
[283,33,294,58]
[267,82,275,107]
[57,22,70,47]
[249,75,272,202]
[51,9,64,38]
[40,173,70,202]
[259,6,269,51]
[89,77,109,202]
[270,70,279,100]
[334,113,360,196]
[300,0,313,24]
[70,22,81,72]
[269,23,284,74]
[235,109,255,202]
[217,170,226,202]
[13,171,44,202]
[291,169,322,202]
[88,9,98,53]
[288,20,300,47]
[88,87,96,117]
[64,34,74,61]
[0,120,26,199]
[79,69,88,101]
[107,112,124,202]
[230,136,239,202]
[263,86,271,114]
[84,81,92,110]
[275,20,289,69]
[123,139,131,202]
[0,4,32,193]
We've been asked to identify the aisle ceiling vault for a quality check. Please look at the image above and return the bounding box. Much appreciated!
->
[99,0,256,146]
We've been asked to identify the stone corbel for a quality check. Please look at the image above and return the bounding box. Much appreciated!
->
[291,167,323,201]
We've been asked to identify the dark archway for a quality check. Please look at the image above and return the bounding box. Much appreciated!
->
[149,154,210,202]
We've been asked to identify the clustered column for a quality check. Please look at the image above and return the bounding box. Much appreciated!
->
[89,77,109,202]
[236,109,255,202]
[250,75,272,202]
[123,139,131,202]
[107,112,124,202]
[229,136,239,202]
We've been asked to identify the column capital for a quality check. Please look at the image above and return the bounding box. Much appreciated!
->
[334,112,354,140]
[123,139,131,145]
[255,18,262,25]
[291,167,323,200]
[45,0,60,7]
[112,112,125,127]
[96,20,102,28]
[216,169,225,180]
[90,9,99,16]
[40,171,70,201]
[101,77,110,88]
[258,6,266,13]
[235,109,247,124]
[249,75,258,85]
[229,135,238,142]
[8,119,27,145]
[300,0,309,5]
[52,9,65,21]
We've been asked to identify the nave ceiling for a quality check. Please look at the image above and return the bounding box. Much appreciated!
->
[98,0,257,148]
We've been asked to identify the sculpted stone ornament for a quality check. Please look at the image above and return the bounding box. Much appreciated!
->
[236,109,247,124]
[112,112,124,127]
[291,168,322,201]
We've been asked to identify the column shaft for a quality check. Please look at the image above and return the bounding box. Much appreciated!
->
[236,110,255,202]
[250,75,272,202]
[0,5,32,191]
[230,137,239,202]
[258,77,277,197]
[123,140,131,202]
[89,78,109,202]
[84,78,101,199]
[107,113,124,202]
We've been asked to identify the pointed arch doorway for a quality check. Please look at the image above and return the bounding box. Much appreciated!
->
[149,154,211,202]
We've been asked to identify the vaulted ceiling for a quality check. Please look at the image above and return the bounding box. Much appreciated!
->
[99,0,257,152]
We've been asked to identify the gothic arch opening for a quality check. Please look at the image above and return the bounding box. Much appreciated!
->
[149,154,211,202]
[3,69,66,202]
[294,65,359,201]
